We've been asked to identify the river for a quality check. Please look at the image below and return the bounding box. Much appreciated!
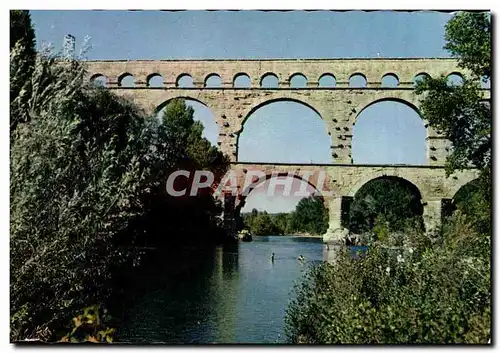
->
[116,236,348,344]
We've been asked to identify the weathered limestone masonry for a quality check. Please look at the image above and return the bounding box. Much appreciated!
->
[85,58,485,243]
[226,163,478,242]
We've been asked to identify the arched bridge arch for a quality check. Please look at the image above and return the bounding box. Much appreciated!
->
[155,95,214,115]
[236,96,332,164]
[236,171,328,213]
[345,169,427,200]
[155,96,220,146]
[352,97,427,165]
[87,56,484,166]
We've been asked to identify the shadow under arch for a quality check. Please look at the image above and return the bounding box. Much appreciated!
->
[175,73,194,88]
[349,73,367,87]
[446,71,465,79]
[354,175,423,200]
[147,73,164,87]
[413,72,432,87]
[446,72,465,86]
[118,72,134,80]
[348,175,424,234]
[348,173,425,200]
[452,178,481,204]
[89,73,108,86]
[90,73,107,81]
[118,72,135,87]
[439,177,482,220]
[260,72,279,88]
[204,73,222,87]
[233,72,251,88]
[381,73,400,87]
[450,178,481,201]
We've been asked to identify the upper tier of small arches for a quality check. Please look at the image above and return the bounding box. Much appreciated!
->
[90,71,472,89]
[86,58,479,89]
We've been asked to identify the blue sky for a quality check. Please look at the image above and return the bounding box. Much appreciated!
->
[30,10,452,59]
[30,10,453,214]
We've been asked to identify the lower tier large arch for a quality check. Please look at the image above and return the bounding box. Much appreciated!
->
[110,88,458,164]
[220,163,478,241]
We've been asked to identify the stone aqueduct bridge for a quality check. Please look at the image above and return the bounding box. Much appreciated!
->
[86,58,483,243]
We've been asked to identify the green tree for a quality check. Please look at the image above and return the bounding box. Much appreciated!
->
[242,196,328,236]
[10,52,159,341]
[10,10,35,55]
[160,99,227,173]
[10,54,229,341]
[291,196,328,235]
[348,178,424,235]
[415,11,491,234]
[443,12,491,79]
[273,213,293,235]
[10,10,37,131]
[244,211,278,236]
[142,99,230,248]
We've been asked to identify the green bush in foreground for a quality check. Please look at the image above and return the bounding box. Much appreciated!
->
[285,213,490,344]
[60,305,115,343]
[9,44,228,341]
[9,46,161,341]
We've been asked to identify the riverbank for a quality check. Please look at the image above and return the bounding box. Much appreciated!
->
[262,233,322,238]
[281,232,323,238]
[289,232,322,238]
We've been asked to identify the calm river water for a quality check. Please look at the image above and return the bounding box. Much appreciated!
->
[117,236,339,344]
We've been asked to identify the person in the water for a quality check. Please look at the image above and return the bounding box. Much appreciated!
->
[298,255,305,262]
[270,253,275,262]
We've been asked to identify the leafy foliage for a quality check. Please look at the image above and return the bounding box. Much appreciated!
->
[60,306,115,343]
[160,99,227,173]
[291,196,329,234]
[10,10,37,130]
[444,12,491,79]
[348,177,424,235]
[285,215,490,343]
[10,10,36,53]
[11,54,150,339]
[415,78,490,174]
[450,175,491,235]
[141,99,230,248]
[415,11,491,235]
[243,210,282,236]
[10,51,164,340]
[10,50,229,342]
